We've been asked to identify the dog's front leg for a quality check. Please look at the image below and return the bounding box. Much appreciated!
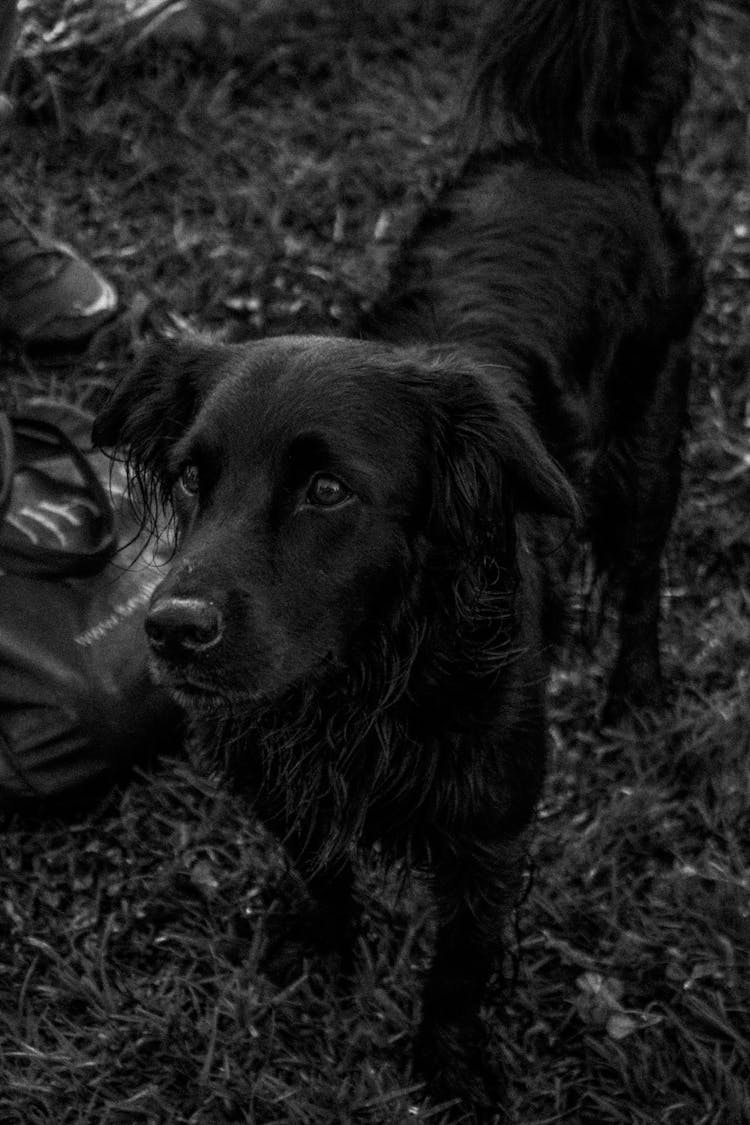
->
[415,833,529,1116]
[296,849,359,971]
[253,798,359,978]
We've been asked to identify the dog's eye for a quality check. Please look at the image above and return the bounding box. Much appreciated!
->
[177,462,200,497]
[307,474,350,508]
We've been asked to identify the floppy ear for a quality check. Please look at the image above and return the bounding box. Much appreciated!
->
[425,360,579,563]
[93,336,227,479]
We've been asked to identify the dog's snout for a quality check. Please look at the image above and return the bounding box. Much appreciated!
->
[146,596,224,656]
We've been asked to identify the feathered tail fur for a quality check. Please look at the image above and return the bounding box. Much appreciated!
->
[471,0,699,170]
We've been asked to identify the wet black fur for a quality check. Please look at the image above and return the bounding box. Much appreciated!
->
[95,0,702,1115]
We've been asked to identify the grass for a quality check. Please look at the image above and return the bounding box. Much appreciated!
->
[1,1,749,1122]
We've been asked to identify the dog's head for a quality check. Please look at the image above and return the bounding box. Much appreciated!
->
[94,335,577,711]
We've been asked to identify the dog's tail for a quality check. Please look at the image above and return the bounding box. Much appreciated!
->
[470,0,699,171]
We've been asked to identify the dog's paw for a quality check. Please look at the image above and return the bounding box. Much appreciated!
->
[413,1019,506,1123]
[259,889,358,986]
[600,641,672,728]
[601,674,667,729]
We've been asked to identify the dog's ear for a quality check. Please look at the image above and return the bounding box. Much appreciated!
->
[93,337,226,477]
[426,361,579,561]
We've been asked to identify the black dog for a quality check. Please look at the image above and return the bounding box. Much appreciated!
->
[94,0,701,1112]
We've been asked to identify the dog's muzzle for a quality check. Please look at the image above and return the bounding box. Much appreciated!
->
[145,595,225,660]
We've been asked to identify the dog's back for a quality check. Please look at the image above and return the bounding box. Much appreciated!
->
[363,0,703,715]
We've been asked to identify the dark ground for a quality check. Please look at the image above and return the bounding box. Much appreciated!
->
[0,1,748,1122]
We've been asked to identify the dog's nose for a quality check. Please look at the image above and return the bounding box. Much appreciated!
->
[145,596,224,656]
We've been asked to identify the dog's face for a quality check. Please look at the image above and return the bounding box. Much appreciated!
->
[94,335,576,710]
